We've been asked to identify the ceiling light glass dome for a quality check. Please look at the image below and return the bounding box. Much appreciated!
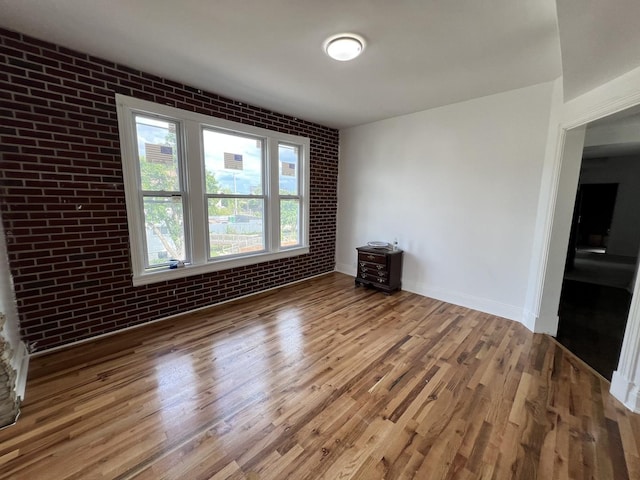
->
[324,33,366,61]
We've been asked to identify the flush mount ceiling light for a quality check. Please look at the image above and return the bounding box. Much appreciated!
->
[323,33,366,61]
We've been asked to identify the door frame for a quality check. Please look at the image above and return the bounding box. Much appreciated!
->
[528,68,640,412]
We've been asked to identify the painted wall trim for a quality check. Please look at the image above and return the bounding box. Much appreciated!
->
[532,126,587,334]
[561,65,640,130]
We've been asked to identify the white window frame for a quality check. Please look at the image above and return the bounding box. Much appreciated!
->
[278,142,303,249]
[116,94,310,286]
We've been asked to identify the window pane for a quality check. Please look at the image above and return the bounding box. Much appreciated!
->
[208,198,264,258]
[135,115,181,192]
[203,129,263,195]
[279,144,299,195]
[280,199,300,247]
[143,196,186,266]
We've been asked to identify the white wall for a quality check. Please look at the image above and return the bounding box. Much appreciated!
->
[336,82,555,321]
[580,156,640,257]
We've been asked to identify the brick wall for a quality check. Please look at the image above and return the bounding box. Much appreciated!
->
[0,28,339,352]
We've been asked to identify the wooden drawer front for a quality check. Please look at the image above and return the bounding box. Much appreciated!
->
[359,263,387,277]
[358,271,388,285]
[358,252,386,265]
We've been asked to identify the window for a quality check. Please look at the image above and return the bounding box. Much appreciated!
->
[202,128,266,258]
[135,115,187,268]
[116,95,310,285]
[279,143,301,247]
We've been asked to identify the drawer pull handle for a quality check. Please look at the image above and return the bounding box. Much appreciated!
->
[377,265,383,270]
[377,278,384,283]
[367,255,375,260]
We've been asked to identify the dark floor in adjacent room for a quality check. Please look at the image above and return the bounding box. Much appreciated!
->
[557,279,631,380]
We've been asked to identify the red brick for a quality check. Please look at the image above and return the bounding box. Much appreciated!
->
[0,26,338,352]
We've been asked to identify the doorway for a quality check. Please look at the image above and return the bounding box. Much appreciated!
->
[532,77,640,411]
[557,161,639,379]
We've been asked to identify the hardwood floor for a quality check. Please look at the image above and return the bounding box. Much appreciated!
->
[0,272,638,479]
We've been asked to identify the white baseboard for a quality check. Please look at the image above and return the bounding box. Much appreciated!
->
[611,370,640,413]
[335,267,526,324]
[402,280,523,322]
[521,310,538,332]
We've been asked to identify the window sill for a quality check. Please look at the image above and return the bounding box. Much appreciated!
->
[131,246,309,286]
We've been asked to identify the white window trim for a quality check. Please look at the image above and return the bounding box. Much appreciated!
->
[115,94,310,286]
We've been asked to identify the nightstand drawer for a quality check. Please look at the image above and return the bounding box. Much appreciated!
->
[358,271,389,285]
[358,251,386,265]
[359,264,388,277]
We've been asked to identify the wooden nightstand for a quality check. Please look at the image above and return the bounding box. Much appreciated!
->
[355,246,403,294]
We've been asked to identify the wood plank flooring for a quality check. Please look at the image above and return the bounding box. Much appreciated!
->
[0,272,638,479]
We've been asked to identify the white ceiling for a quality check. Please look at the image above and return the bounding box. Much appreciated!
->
[557,0,640,102]
[0,0,562,129]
